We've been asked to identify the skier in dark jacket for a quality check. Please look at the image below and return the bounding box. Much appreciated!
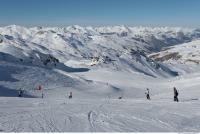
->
[145,88,150,100]
[173,87,179,102]
[69,92,72,99]
[18,88,23,97]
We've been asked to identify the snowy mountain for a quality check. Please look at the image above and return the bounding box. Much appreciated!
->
[150,39,200,64]
[1,25,199,76]
[1,25,200,97]
[1,25,200,132]
[149,39,200,74]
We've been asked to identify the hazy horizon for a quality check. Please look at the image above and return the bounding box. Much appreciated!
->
[0,0,200,28]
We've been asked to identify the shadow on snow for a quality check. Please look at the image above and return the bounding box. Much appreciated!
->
[0,85,36,98]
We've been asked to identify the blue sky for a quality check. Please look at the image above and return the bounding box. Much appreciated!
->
[0,0,200,27]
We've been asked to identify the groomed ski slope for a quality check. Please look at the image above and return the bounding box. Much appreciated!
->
[0,69,200,132]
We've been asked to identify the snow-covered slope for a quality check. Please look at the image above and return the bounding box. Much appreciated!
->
[150,39,200,64]
[1,25,200,98]
[1,25,200,132]
[0,70,200,132]
[149,39,200,74]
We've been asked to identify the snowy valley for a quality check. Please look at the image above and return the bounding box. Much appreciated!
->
[0,25,200,132]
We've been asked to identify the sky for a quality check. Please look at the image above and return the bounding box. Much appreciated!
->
[0,0,200,27]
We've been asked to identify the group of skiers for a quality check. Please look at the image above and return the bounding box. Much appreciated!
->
[18,85,179,102]
[145,87,179,102]
[18,86,43,98]
[18,86,73,99]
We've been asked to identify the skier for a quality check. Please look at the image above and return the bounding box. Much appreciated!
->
[145,88,150,100]
[42,92,44,98]
[18,88,23,97]
[38,85,42,90]
[69,92,72,99]
[18,89,22,97]
[173,87,179,102]
[118,96,122,99]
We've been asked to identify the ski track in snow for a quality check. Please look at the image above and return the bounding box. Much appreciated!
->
[0,97,200,132]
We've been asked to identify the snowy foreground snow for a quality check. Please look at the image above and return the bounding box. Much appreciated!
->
[0,97,200,132]
[0,25,200,132]
[0,69,200,132]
